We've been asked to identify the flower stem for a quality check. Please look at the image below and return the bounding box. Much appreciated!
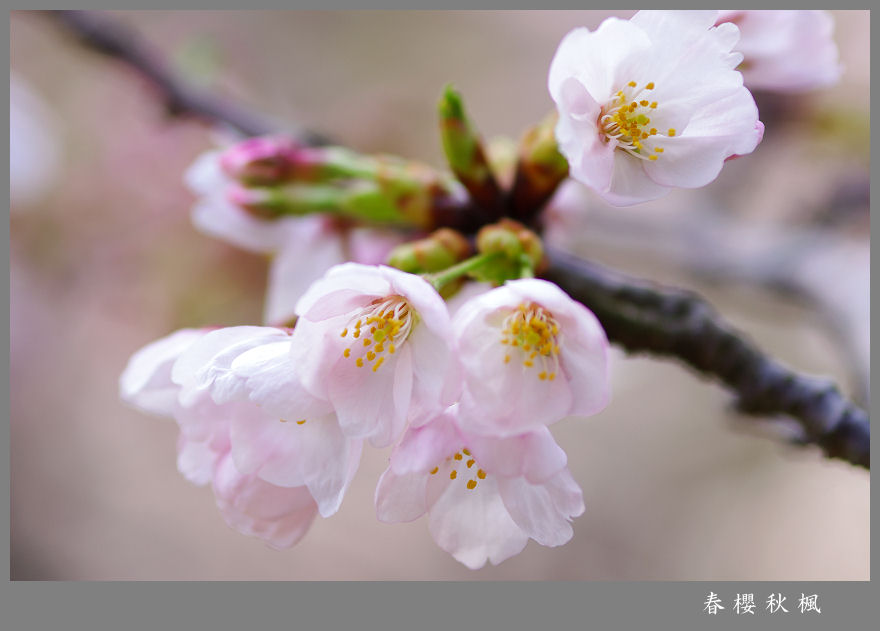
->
[424,252,501,291]
[518,254,536,279]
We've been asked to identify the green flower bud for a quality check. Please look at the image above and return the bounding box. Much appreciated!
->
[476,219,544,271]
[510,111,570,219]
[388,228,472,274]
[439,85,504,215]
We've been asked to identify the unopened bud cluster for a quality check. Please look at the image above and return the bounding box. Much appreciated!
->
[217,136,468,229]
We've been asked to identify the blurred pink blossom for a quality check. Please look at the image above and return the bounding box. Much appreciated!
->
[9,75,61,209]
[717,10,842,92]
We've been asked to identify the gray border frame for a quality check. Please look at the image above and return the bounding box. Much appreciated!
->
[5,4,873,631]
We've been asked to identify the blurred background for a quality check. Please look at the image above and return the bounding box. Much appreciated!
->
[10,10,869,580]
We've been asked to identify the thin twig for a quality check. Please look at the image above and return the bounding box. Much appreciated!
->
[48,10,327,144]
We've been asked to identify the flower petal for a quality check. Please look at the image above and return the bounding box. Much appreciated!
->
[428,476,529,569]
[497,471,583,548]
[375,469,429,523]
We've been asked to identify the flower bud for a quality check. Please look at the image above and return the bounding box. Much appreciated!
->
[476,219,544,271]
[510,111,569,220]
[225,150,469,228]
[387,228,472,274]
[439,85,504,215]
[219,136,301,185]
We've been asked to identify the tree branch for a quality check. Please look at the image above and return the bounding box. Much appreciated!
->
[47,10,327,144]
[46,10,870,469]
[541,246,869,469]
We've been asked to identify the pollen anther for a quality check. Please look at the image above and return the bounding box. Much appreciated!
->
[500,302,562,382]
[599,81,667,160]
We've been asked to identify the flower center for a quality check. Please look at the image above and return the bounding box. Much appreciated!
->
[500,302,561,381]
[340,295,415,372]
[598,81,675,161]
[430,447,487,491]
[279,418,308,425]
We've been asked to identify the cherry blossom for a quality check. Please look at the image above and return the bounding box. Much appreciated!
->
[171,325,363,517]
[120,329,325,548]
[716,10,841,93]
[290,263,460,447]
[453,278,610,437]
[375,407,584,569]
[548,10,763,206]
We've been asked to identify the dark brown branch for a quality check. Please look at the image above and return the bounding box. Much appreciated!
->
[47,10,869,470]
[541,246,869,469]
[47,10,327,144]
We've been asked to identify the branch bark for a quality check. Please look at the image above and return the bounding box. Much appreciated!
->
[541,246,869,469]
[46,10,870,470]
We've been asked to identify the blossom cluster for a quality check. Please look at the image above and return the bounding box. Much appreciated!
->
[121,9,843,569]
[121,264,610,568]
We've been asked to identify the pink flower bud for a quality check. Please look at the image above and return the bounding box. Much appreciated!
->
[218,135,301,184]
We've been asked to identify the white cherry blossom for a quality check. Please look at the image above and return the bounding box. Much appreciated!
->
[549,10,763,205]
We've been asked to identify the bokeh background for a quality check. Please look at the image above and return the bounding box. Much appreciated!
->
[10,10,869,580]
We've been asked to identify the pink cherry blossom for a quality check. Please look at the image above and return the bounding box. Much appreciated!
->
[171,325,363,517]
[549,10,763,206]
[375,407,584,569]
[120,329,324,548]
[716,11,841,93]
[453,278,610,437]
[290,263,460,448]
[185,147,402,325]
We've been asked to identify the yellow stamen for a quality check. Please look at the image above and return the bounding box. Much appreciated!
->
[477,469,486,479]
[355,357,364,367]
[450,470,457,480]
[430,466,439,475]
[466,480,477,490]
[343,348,351,358]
